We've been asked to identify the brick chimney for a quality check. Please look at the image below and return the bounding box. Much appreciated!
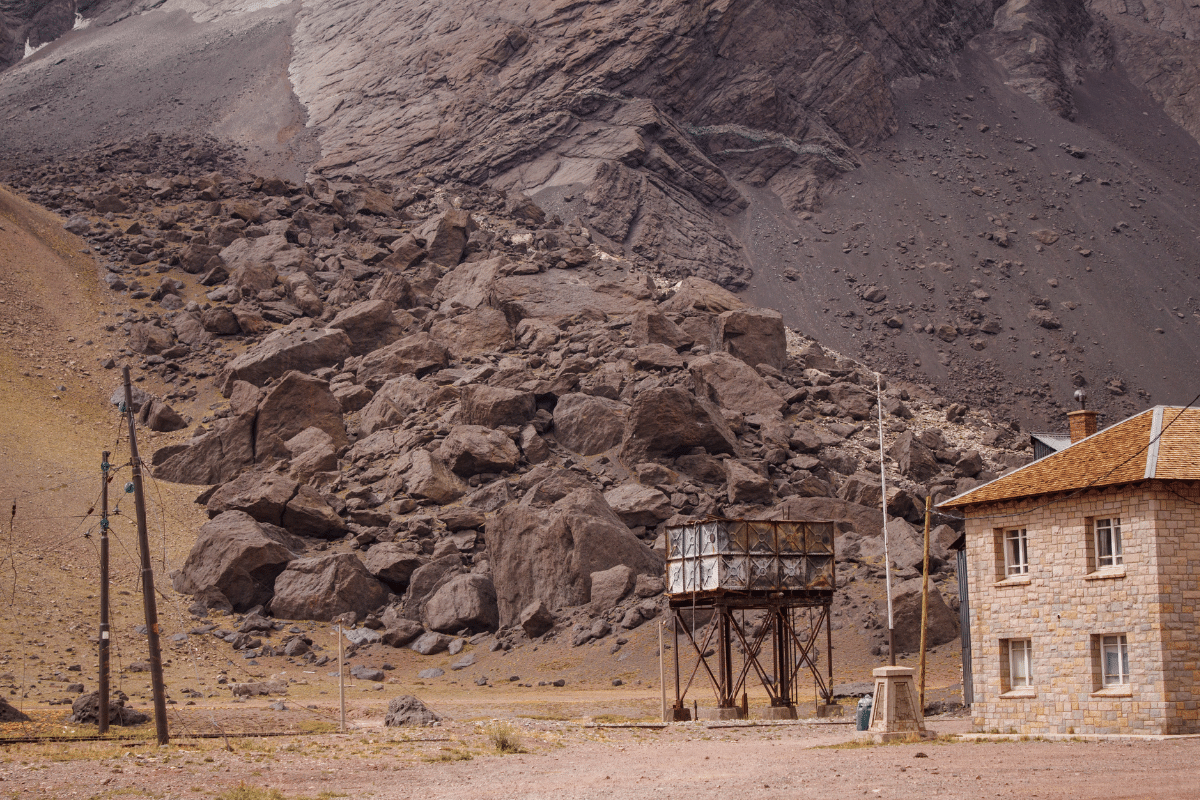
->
[1068,409,1098,443]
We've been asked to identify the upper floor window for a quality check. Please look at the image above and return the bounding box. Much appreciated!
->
[1004,528,1028,576]
[1094,518,1123,569]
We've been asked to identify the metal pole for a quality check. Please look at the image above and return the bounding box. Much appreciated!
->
[673,613,683,716]
[123,367,169,746]
[659,621,667,722]
[825,603,834,705]
[338,624,346,732]
[919,495,932,712]
[875,373,896,665]
[99,451,111,735]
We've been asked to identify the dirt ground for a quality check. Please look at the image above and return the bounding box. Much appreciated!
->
[2,706,1199,800]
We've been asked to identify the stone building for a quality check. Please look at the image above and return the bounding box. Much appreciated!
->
[940,406,1200,735]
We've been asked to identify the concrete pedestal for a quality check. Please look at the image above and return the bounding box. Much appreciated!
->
[699,706,745,721]
[867,666,934,742]
[815,703,843,718]
[665,706,692,722]
[760,705,798,720]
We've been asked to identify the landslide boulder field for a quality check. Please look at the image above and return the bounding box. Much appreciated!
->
[0,0,1199,723]
[1,1,1199,428]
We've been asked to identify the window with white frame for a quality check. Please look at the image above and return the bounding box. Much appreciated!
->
[1101,635,1130,687]
[1004,528,1028,576]
[1008,638,1033,689]
[1094,518,1123,569]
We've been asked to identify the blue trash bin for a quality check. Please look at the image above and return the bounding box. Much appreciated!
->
[856,695,873,731]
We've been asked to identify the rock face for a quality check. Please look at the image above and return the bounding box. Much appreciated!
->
[269,554,389,621]
[488,487,662,627]
[172,511,298,612]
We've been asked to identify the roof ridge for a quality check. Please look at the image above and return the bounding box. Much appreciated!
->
[1144,407,1164,480]
[939,406,1158,509]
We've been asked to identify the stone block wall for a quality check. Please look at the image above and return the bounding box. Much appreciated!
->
[961,484,1200,734]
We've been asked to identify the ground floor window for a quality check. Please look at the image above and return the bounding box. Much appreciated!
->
[1009,639,1032,688]
[1001,638,1033,693]
[1101,634,1129,687]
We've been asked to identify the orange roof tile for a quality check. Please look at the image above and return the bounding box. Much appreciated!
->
[940,406,1200,510]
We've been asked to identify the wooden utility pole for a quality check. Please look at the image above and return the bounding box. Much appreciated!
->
[338,624,347,732]
[918,495,932,713]
[123,367,169,745]
[98,451,111,735]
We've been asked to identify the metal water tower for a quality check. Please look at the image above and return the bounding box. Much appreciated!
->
[664,517,837,720]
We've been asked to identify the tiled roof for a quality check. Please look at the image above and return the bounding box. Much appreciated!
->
[940,406,1200,509]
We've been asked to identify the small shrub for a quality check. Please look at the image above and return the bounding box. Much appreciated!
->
[485,721,524,754]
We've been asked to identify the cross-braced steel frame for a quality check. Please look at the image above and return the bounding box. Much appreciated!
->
[669,594,834,716]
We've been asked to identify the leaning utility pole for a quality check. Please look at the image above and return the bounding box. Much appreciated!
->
[123,367,169,745]
[98,451,111,735]
[918,495,932,712]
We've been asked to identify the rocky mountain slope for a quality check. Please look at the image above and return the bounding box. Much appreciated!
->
[2,0,1199,429]
[1,0,1199,703]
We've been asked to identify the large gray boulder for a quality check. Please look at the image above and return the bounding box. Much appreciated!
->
[400,554,466,622]
[205,470,299,525]
[328,298,405,356]
[553,393,628,456]
[689,352,786,418]
[660,277,746,314]
[69,692,148,726]
[384,695,441,727]
[602,483,674,528]
[218,325,352,394]
[282,485,348,539]
[356,332,450,389]
[887,430,941,483]
[488,487,662,627]
[630,308,692,350]
[151,414,255,485]
[172,511,298,612]
[713,307,787,371]
[357,375,435,436]
[619,386,739,463]
[423,574,499,634]
[458,385,535,429]
[437,425,521,477]
[428,306,513,359]
[255,371,348,456]
[269,554,389,621]
[364,544,426,593]
[385,449,468,504]
[0,697,29,722]
[891,577,960,653]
